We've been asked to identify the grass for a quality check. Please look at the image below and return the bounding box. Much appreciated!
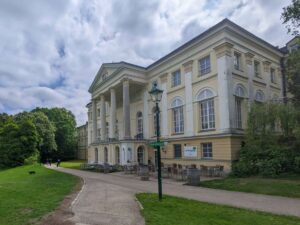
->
[60,160,86,170]
[136,193,300,225]
[0,164,79,225]
[199,175,300,198]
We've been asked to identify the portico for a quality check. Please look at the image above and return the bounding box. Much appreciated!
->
[88,65,151,165]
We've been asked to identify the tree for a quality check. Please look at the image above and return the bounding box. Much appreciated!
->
[282,0,300,36]
[282,0,300,106]
[232,103,300,177]
[0,119,38,169]
[32,107,77,160]
[285,49,300,107]
[14,111,57,162]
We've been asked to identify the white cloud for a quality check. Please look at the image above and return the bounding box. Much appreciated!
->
[0,0,293,125]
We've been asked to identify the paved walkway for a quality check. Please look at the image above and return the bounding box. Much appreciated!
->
[50,167,300,224]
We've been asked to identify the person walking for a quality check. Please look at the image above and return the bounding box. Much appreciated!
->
[56,159,61,167]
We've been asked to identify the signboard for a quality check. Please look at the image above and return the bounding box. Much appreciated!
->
[184,146,197,157]
[148,141,167,147]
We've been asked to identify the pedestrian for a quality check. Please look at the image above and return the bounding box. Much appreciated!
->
[49,158,52,166]
[56,159,61,167]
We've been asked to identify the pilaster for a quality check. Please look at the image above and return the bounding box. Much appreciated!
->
[214,42,235,131]
[183,60,194,136]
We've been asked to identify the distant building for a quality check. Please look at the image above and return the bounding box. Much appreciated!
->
[86,19,289,172]
[77,123,88,160]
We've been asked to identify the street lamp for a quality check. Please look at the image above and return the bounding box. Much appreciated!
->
[149,83,163,201]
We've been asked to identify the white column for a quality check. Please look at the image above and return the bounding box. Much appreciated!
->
[123,79,131,139]
[92,99,97,143]
[100,95,106,141]
[183,61,194,136]
[109,88,116,139]
[214,42,234,132]
[143,89,149,138]
[87,110,92,145]
[160,74,168,137]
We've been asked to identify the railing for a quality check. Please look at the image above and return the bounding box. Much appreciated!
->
[135,133,144,140]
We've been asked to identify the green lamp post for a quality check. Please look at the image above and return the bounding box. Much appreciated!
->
[149,83,164,201]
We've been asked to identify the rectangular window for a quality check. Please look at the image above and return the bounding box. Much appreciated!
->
[97,109,100,117]
[235,97,242,129]
[174,144,182,158]
[234,52,241,70]
[254,61,261,77]
[200,99,215,130]
[202,143,213,159]
[172,70,181,87]
[199,56,211,75]
[173,106,184,133]
[270,68,276,84]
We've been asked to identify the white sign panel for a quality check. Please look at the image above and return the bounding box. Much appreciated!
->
[184,146,197,157]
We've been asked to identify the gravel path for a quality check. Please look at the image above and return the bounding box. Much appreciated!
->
[50,167,300,224]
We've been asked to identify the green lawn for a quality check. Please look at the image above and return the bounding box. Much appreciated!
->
[60,160,86,169]
[199,175,300,198]
[136,193,300,225]
[0,164,79,225]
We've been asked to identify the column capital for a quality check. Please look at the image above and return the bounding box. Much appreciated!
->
[263,60,271,72]
[214,42,234,58]
[245,52,255,65]
[183,60,193,73]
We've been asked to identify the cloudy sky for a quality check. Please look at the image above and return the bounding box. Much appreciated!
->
[0,0,293,125]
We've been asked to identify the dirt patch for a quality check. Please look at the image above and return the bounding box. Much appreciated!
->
[36,177,84,225]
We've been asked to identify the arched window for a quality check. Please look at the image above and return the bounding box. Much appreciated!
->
[234,84,247,129]
[255,90,265,102]
[171,98,184,133]
[137,111,143,135]
[235,85,246,98]
[137,146,145,164]
[196,89,215,130]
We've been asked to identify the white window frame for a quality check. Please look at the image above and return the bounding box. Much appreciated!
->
[197,89,215,130]
[171,98,184,134]
[202,143,213,159]
[234,84,246,129]
[199,55,211,76]
[235,97,242,129]
[270,68,276,84]
[137,112,143,134]
[254,60,261,77]
[234,52,241,70]
[172,70,181,87]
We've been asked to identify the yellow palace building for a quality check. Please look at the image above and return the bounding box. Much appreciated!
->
[86,19,284,172]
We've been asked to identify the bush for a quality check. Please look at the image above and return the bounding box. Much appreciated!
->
[24,152,39,165]
[294,156,300,173]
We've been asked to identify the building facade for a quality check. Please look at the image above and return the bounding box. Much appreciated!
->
[77,123,88,160]
[86,19,284,171]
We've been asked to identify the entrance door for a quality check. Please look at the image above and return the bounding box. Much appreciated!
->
[104,147,108,163]
[95,148,98,163]
[137,146,144,164]
[115,147,120,164]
